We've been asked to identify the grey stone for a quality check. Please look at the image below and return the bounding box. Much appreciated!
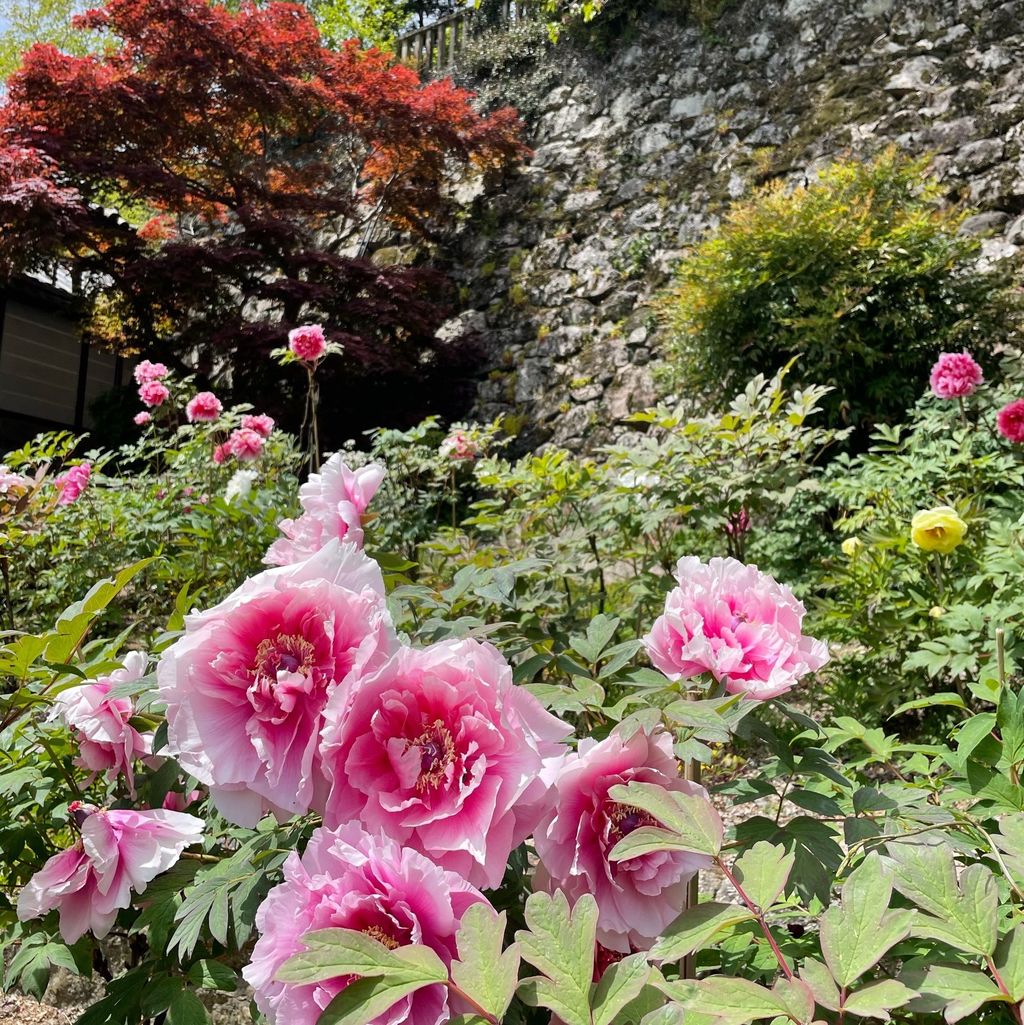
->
[959,211,1010,236]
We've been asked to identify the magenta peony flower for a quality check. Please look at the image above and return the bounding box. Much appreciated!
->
[228,427,264,462]
[534,728,712,952]
[212,442,230,465]
[265,455,385,566]
[157,540,395,826]
[242,413,276,438]
[133,359,169,385]
[645,556,829,700]
[929,350,984,399]
[997,399,1024,443]
[319,638,570,889]
[133,411,152,426]
[185,391,223,423]
[288,324,327,363]
[55,462,91,505]
[138,381,170,407]
[51,651,153,795]
[440,430,479,461]
[244,822,486,1025]
[17,805,203,943]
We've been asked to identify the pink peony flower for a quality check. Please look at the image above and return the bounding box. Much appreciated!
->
[212,443,230,465]
[51,651,152,795]
[139,381,170,407]
[243,823,486,1025]
[534,728,712,952]
[228,427,264,462]
[319,638,570,889]
[157,540,395,826]
[997,399,1024,444]
[17,806,203,943]
[55,462,91,505]
[929,351,983,399]
[265,455,385,566]
[645,556,829,700]
[162,788,203,812]
[0,465,31,500]
[242,413,276,438]
[185,391,223,423]
[133,360,169,385]
[440,430,479,461]
[288,325,327,363]
[134,411,152,426]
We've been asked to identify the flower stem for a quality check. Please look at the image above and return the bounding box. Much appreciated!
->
[682,755,702,980]
[445,980,499,1025]
[716,858,794,980]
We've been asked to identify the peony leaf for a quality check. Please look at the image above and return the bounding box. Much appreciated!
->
[732,842,795,910]
[607,782,723,858]
[841,978,916,1019]
[516,891,598,1025]
[591,953,651,1025]
[650,903,755,961]
[798,958,840,1013]
[993,928,1024,1003]
[902,962,1005,1023]
[277,929,440,985]
[770,978,815,1023]
[450,905,520,1018]
[687,977,787,1024]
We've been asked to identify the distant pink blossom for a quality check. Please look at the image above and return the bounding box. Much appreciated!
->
[162,789,203,812]
[51,651,152,795]
[929,351,983,399]
[319,638,570,889]
[186,391,222,423]
[0,465,31,499]
[242,414,275,438]
[997,399,1024,443]
[288,325,327,363]
[133,360,168,385]
[645,556,829,700]
[134,411,152,426]
[265,455,385,566]
[138,381,170,407]
[534,728,712,952]
[55,462,91,505]
[724,508,750,538]
[212,443,229,466]
[228,428,264,462]
[440,430,479,461]
[157,540,394,826]
[243,823,486,1025]
[17,806,203,943]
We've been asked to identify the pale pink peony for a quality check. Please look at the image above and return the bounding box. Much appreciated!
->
[243,823,486,1025]
[288,324,327,363]
[134,411,152,426]
[17,805,203,943]
[139,381,170,407]
[0,464,31,500]
[212,443,230,465]
[929,350,984,399]
[157,540,395,826]
[534,728,713,952]
[133,360,169,385]
[162,788,203,812]
[265,455,385,566]
[51,651,152,795]
[319,638,570,889]
[228,427,264,462]
[186,391,223,423]
[645,556,829,700]
[439,430,479,461]
[997,399,1024,443]
[242,413,276,438]
[55,462,91,505]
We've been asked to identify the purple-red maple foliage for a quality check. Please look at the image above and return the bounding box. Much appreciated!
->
[0,0,525,436]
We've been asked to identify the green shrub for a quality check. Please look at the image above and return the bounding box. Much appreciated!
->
[658,149,1019,437]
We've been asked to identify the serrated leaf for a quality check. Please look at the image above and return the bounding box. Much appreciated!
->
[607,782,722,859]
[592,953,650,1025]
[650,903,754,961]
[450,905,519,1019]
[732,842,794,910]
[842,978,915,1019]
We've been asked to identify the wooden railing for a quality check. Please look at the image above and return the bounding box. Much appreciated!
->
[396,1,532,73]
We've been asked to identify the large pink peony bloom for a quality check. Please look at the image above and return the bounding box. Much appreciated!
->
[645,556,829,700]
[288,324,327,363]
[319,638,570,889]
[139,380,170,407]
[186,391,223,423]
[534,728,712,952]
[228,427,264,462]
[55,462,91,505]
[265,455,385,566]
[17,805,203,943]
[243,823,486,1025]
[243,413,276,438]
[997,399,1024,443]
[157,540,395,826]
[133,360,168,384]
[929,351,983,399]
[51,651,152,795]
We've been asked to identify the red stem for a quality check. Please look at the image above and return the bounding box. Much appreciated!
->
[445,980,499,1025]
[716,858,794,980]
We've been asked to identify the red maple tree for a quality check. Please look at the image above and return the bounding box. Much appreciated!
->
[0,0,524,436]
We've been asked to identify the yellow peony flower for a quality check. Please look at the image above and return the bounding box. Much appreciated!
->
[929,605,946,619]
[911,506,967,554]
[841,537,862,558]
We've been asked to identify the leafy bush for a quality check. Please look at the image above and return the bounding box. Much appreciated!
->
[658,149,1019,436]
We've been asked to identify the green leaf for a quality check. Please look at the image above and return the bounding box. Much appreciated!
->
[649,903,754,961]
[841,978,915,1018]
[904,962,1005,1023]
[819,854,914,987]
[168,988,209,1025]
[688,977,785,1024]
[187,959,238,992]
[798,959,839,1012]
[889,693,967,718]
[516,891,598,1025]
[450,905,520,1019]
[994,928,1024,1002]
[276,929,411,985]
[954,713,997,761]
[592,953,650,1025]
[607,782,723,859]
[732,842,794,910]
[770,978,815,1023]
